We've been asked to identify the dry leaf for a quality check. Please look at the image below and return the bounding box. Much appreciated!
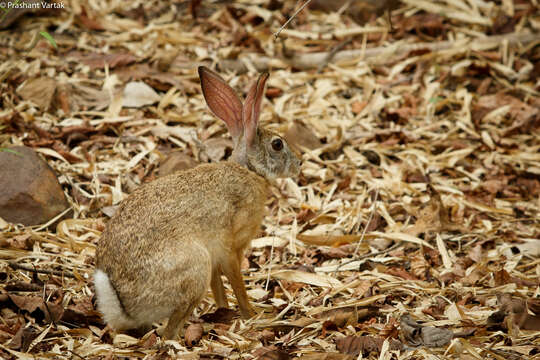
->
[299,353,353,360]
[284,121,322,151]
[159,151,198,176]
[184,323,203,347]
[400,315,453,347]
[253,345,290,360]
[316,306,374,327]
[200,308,238,323]
[122,81,161,108]
[8,326,39,352]
[297,234,373,247]
[73,52,137,70]
[310,0,399,25]
[202,137,233,162]
[273,270,342,287]
[16,77,56,111]
[336,335,402,356]
[488,294,540,331]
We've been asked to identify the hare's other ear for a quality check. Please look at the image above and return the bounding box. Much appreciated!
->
[199,66,244,141]
[242,72,269,148]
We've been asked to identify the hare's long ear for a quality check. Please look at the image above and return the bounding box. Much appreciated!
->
[242,72,269,148]
[199,66,243,141]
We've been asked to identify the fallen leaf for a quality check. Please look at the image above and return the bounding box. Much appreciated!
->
[8,326,39,352]
[16,77,56,111]
[203,137,233,162]
[252,345,290,360]
[8,295,63,323]
[299,354,353,360]
[488,293,540,331]
[273,270,342,287]
[297,234,372,247]
[400,315,453,347]
[336,335,402,356]
[200,308,238,323]
[6,234,34,250]
[315,306,374,328]
[284,121,322,151]
[184,323,203,347]
[159,151,198,176]
[351,101,367,114]
[77,6,105,31]
[405,184,460,237]
[122,81,161,108]
[310,0,399,25]
[71,51,137,70]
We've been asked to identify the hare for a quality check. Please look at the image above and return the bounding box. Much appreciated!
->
[94,66,301,340]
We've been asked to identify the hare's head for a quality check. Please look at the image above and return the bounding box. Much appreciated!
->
[199,66,301,180]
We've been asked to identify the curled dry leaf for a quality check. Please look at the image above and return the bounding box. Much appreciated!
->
[487,293,540,331]
[400,315,453,347]
[405,184,460,237]
[284,121,322,151]
[159,151,198,176]
[184,323,203,347]
[296,234,375,247]
[272,270,342,287]
[71,51,137,70]
[16,77,56,111]
[122,81,161,108]
[310,0,399,25]
[336,335,402,356]
[315,306,374,328]
[200,308,238,324]
[8,325,39,352]
[299,353,353,360]
[8,294,63,323]
[252,345,290,360]
[202,137,234,162]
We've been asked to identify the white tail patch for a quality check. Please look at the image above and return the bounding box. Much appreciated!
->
[94,269,138,330]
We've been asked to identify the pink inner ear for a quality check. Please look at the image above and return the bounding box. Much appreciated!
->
[199,67,244,140]
[242,72,269,147]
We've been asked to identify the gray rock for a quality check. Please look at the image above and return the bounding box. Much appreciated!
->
[0,146,69,226]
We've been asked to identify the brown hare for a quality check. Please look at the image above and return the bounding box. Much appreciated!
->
[94,66,301,340]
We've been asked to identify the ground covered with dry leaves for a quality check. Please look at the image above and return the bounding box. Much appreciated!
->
[1,0,539,359]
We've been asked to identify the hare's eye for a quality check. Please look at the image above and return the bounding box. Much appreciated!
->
[271,138,283,151]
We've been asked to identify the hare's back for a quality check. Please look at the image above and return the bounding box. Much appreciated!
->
[97,162,267,266]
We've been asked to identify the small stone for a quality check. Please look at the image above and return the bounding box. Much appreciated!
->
[0,146,69,226]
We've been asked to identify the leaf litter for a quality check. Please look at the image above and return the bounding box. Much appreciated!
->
[0,0,539,359]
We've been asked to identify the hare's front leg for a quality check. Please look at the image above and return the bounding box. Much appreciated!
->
[211,268,228,308]
[222,250,255,319]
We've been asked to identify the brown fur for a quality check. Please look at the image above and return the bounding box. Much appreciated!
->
[95,67,301,340]
[96,163,267,338]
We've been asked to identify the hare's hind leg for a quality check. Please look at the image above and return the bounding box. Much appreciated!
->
[162,302,197,340]
[211,268,228,308]
[160,241,211,340]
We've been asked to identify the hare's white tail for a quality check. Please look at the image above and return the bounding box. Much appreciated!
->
[94,269,138,330]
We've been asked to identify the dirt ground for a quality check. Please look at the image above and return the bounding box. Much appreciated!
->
[0,0,539,359]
